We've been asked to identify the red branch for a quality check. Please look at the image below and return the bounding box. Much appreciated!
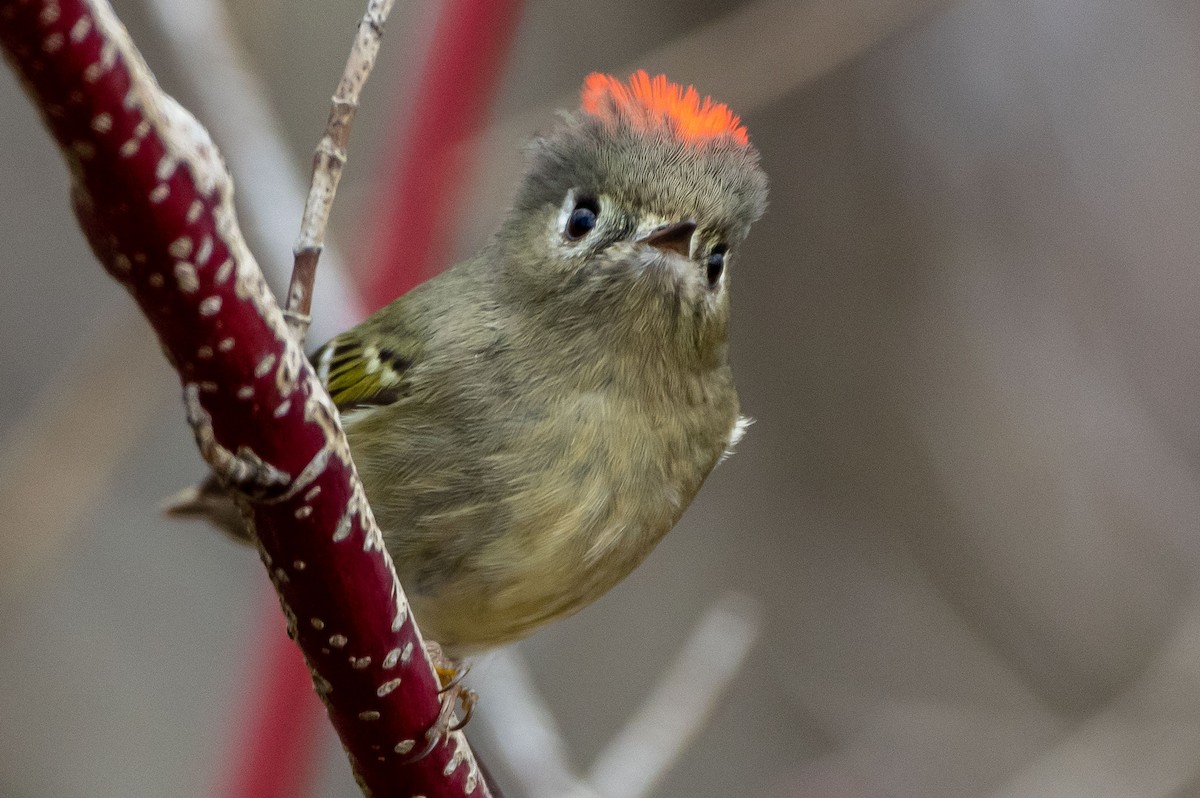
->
[229,1,524,793]
[0,1,490,795]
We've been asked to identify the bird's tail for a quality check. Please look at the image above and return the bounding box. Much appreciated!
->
[162,474,255,544]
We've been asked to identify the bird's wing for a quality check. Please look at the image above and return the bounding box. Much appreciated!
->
[311,327,420,412]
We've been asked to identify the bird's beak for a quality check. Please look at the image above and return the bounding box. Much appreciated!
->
[637,220,697,258]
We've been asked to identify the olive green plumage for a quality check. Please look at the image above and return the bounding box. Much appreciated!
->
[174,73,768,656]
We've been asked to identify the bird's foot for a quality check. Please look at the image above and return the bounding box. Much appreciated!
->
[426,640,465,688]
[404,641,479,762]
[428,641,478,734]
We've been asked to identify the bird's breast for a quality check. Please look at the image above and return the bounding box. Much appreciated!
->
[397,376,737,654]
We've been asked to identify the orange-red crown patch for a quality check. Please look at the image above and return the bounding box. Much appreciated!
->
[580,71,750,147]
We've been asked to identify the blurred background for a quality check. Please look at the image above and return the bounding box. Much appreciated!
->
[4,0,1200,796]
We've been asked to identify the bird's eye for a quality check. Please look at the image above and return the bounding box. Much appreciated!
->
[565,197,600,240]
[706,246,727,288]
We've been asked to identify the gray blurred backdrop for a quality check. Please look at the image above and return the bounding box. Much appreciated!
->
[4,1,1200,796]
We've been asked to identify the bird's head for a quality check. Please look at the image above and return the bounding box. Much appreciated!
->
[499,71,768,360]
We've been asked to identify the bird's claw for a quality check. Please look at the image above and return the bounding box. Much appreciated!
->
[401,641,478,763]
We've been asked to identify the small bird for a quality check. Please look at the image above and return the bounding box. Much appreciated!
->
[172,71,768,658]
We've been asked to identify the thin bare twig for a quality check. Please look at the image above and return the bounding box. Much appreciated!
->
[143,0,362,344]
[286,0,395,344]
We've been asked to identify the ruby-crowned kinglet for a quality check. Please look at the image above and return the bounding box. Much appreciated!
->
[171,71,768,657]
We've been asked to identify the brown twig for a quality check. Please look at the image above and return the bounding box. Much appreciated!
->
[286,0,394,345]
[144,0,363,344]
[0,0,488,794]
